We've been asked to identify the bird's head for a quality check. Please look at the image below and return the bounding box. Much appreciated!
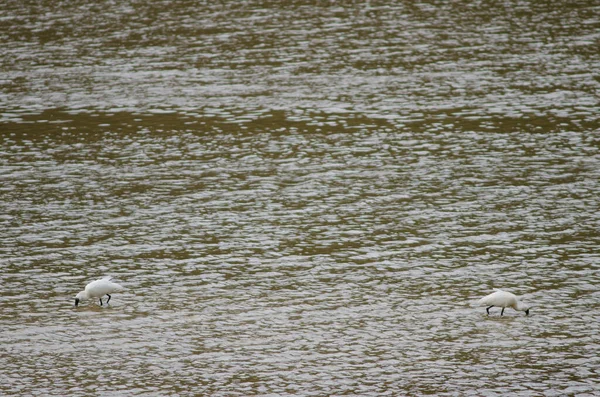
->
[74,291,86,307]
[517,301,530,316]
[515,302,531,316]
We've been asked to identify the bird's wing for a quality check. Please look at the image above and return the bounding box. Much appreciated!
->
[85,277,115,291]
[103,276,124,289]
[86,279,122,296]
[477,296,490,306]
[109,281,125,291]
[478,290,501,306]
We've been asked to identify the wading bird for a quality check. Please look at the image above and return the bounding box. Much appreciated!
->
[75,276,123,307]
[478,289,529,316]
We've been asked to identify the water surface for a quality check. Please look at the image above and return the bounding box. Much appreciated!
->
[1,1,600,396]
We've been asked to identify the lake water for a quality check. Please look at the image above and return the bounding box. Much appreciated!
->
[1,1,600,396]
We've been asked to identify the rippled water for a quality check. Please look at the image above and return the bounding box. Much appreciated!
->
[1,1,600,396]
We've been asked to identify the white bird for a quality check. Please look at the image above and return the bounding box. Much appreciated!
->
[478,289,530,316]
[75,276,123,307]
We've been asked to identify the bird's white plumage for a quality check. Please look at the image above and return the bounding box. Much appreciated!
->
[478,289,529,316]
[75,276,123,306]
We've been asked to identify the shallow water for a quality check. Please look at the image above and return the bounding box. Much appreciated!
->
[1,1,600,396]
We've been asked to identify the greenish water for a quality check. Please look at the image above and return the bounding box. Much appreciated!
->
[1,1,599,396]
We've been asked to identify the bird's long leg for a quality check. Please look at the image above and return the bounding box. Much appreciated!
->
[99,297,103,306]
[106,294,111,304]
[501,307,505,316]
[486,306,494,315]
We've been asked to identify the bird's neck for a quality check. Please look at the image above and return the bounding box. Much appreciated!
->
[515,302,527,311]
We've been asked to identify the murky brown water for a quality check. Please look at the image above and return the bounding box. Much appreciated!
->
[2,1,600,396]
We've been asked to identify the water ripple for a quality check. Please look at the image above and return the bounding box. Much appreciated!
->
[2,1,600,396]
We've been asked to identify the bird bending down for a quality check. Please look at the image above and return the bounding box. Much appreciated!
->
[478,290,530,316]
[75,276,123,307]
